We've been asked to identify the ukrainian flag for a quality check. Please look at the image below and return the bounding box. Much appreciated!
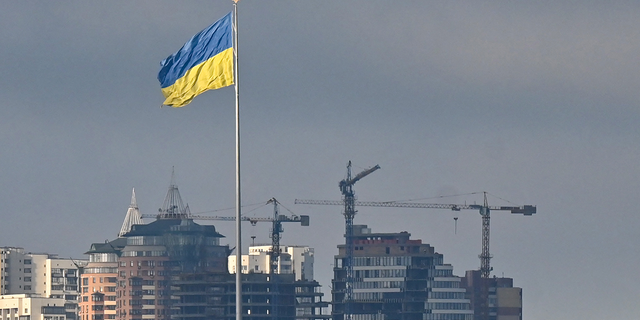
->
[158,12,233,107]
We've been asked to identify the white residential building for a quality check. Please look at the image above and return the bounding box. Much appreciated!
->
[0,247,86,320]
[0,294,66,320]
[228,244,315,281]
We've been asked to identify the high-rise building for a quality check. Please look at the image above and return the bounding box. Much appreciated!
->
[331,225,474,320]
[0,247,86,320]
[80,189,140,320]
[460,270,522,320]
[79,238,125,320]
[114,177,229,320]
[84,174,329,320]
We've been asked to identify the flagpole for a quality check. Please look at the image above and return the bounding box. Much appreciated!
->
[232,2,242,320]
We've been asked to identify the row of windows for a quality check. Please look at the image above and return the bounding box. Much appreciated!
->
[82,277,117,285]
[431,269,454,277]
[81,286,116,293]
[81,295,116,302]
[116,300,171,309]
[431,281,461,289]
[351,292,382,300]
[352,280,404,289]
[80,315,116,320]
[89,253,118,263]
[118,270,167,278]
[426,302,470,310]
[121,251,167,257]
[354,269,405,279]
[116,290,169,298]
[349,314,384,320]
[351,256,411,267]
[124,279,161,286]
[84,267,118,274]
[120,260,164,267]
[425,314,472,320]
[128,289,160,296]
[429,291,466,299]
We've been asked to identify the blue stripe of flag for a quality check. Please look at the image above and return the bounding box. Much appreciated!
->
[158,12,232,89]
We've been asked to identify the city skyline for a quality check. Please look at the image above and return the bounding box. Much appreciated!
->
[2,2,640,319]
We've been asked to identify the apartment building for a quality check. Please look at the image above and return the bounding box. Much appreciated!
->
[0,294,66,320]
[229,244,315,281]
[79,239,126,320]
[0,247,85,320]
[332,225,474,320]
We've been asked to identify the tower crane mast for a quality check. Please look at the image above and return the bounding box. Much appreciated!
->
[337,161,380,320]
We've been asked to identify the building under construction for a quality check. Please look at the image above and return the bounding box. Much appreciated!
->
[80,174,329,320]
[460,271,522,320]
[297,162,534,320]
[172,272,329,320]
[332,225,474,320]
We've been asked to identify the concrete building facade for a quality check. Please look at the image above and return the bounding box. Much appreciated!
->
[0,294,66,320]
[332,225,473,320]
[79,239,125,320]
[171,272,330,320]
[115,218,228,320]
[229,245,315,281]
[460,270,522,320]
[1,247,85,320]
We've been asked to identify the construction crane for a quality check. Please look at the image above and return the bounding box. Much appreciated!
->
[141,197,309,274]
[337,161,381,319]
[295,192,535,279]
[296,192,533,320]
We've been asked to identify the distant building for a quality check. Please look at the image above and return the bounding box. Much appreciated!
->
[172,272,330,320]
[79,238,125,320]
[0,294,66,320]
[0,247,86,320]
[229,244,315,281]
[460,270,522,320]
[84,175,329,320]
[79,189,140,320]
[332,225,474,320]
[228,244,329,319]
[103,177,230,320]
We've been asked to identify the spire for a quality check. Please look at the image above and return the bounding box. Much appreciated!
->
[130,188,138,208]
[119,188,144,237]
[157,167,188,219]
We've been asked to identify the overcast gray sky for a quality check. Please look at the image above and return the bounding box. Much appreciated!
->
[2,1,639,318]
